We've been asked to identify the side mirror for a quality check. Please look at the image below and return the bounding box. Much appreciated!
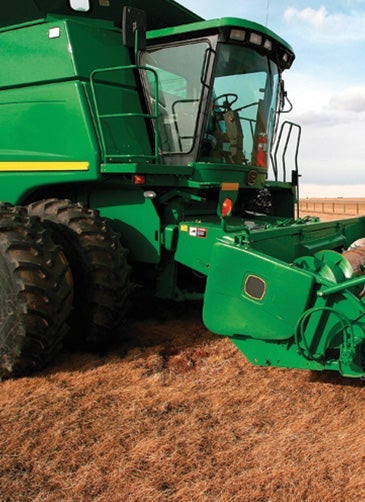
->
[279,79,293,114]
[122,6,146,52]
[279,80,287,111]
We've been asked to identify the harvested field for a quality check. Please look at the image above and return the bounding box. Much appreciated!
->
[1,310,365,501]
[299,197,365,220]
[1,208,365,501]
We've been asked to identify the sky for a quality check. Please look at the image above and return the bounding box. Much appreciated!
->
[178,0,365,197]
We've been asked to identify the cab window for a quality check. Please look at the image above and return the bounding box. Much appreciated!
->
[141,41,210,154]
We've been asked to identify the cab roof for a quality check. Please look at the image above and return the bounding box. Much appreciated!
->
[148,17,293,54]
[147,17,295,70]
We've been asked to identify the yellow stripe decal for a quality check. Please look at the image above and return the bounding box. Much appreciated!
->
[0,162,90,172]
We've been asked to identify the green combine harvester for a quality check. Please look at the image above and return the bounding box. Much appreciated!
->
[1,0,365,379]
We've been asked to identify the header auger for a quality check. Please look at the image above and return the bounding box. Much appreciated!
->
[0,0,365,379]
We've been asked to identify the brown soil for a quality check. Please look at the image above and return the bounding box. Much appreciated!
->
[1,308,365,501]
[1,209,365,501]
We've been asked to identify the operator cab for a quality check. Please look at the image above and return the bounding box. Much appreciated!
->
[141,18,294,170]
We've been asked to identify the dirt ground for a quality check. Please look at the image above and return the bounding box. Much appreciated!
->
[1,208,365,501]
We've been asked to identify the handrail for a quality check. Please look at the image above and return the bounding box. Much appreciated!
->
[271,120,301,182]
[90,64,159,163]
[317,275,365,297]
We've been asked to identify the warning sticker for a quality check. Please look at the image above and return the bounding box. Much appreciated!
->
[189,227,207,238]
[99,0,110,6]
[180,224,188,232]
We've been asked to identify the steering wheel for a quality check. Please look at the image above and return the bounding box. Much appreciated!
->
[213,93,239,112]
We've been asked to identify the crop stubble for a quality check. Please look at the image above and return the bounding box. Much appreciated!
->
[1,205,365,501]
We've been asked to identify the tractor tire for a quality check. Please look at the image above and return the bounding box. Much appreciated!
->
[0,203,73,379]
[27,199,131,350]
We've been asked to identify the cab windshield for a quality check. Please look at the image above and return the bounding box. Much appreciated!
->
[141,40,280,166]
[199,44,280,166]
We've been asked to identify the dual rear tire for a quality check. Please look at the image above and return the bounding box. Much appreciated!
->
[0,199,131,379]
[27,199,131,351]
[0,203,72,379]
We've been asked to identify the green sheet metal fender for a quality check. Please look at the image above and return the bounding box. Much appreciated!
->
[203,240,365,378]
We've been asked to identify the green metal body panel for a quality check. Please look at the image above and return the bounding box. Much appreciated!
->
[188,163,267,187]
[173,214,365,377]
[203,243,316,340]
[175,220,223,274]
[99,162,193,176]
[233,273,365,378]
[0,79,100,203]
[201,221,365,378]
[90,190,161,263]
[0,82,93,160]
[0,17,153,202]
[0,18,134,85]
[0,22,74,86]
[174,216,365,273]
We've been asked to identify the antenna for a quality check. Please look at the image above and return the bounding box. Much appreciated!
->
[265,0,271,26]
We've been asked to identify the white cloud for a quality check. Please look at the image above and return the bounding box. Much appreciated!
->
[288,117,365,185]
[284,73,365,124]
[284,5,341,30]
[279,72,365,187]
[328,86,365,112]
[284,71,341,114]
[293,111,346,127]
[284,5,365,40]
